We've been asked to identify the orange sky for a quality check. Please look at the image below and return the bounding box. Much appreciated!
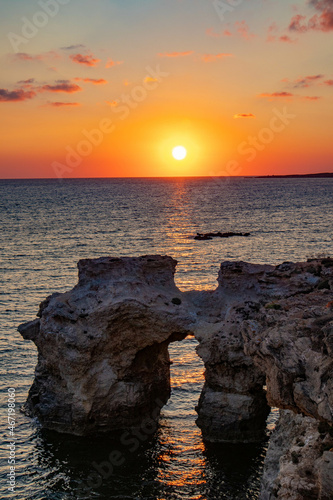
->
[0,0,332,178]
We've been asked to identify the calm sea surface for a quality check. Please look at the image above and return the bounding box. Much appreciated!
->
[0,177,332,499]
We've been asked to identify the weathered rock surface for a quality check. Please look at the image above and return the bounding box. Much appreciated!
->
[19,255,333,497]
[19,256,194,435]
[260,410,333,500]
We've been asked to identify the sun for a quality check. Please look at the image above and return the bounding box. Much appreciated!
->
[172,145,187,161]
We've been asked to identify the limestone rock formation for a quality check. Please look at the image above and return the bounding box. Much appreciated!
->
[19,256,194,435]
[260,410,333,500]
[19,255,333,498]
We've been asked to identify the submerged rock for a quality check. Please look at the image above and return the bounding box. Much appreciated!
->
[194,231,251,240]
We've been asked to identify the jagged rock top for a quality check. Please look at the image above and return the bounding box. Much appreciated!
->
[77,255,178,288]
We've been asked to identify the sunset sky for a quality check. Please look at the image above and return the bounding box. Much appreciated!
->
[0,0,332,178]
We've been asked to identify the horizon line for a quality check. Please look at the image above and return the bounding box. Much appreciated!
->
[1,172,333,181]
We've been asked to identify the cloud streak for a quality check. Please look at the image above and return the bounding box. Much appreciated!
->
[61,44,85,51]
[304,95,321,100]
[207,21,255,40]
[259,91,322,101]
[201,53,232,62]
[12,51,60,62]
[293,74,324,87]
[234,113,256,119]
[74,78,107,85]
[259,92,294,99]
[48,101,81,107]
[0,88,36,102]
[70,53,100,67]
[40,81,82,93]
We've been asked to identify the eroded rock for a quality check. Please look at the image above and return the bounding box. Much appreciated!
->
[19,256,193,435]
[260,410,333,500]
[19,255,333,497]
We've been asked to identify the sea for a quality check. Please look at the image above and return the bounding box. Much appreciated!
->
[0,177,332,500]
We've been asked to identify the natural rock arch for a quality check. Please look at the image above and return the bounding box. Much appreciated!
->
[19,255,333,498]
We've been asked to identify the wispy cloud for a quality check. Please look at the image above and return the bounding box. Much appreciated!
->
[293,74,324,88]
[201,53,232,62]
[12,51,60,62]
[234,113,256,119]
[105,58,123,69]
[207,21,255,40]
[0,88,36,102]
[279,35,297,43]
[304,95,321,100]
[47,101,81,107]
[106,100,118,107]
[70,53,100,67]
[40,81,82,93]
[61,44,85,51]
[74,78,107,85]
[235,21,256,40]
[266,23,297,43]
[324,79,333,86]
[259,91,321,102]
[289,0,333,33]
[158,51,194,57]
[259,92,295,100]
[17,78,35,85]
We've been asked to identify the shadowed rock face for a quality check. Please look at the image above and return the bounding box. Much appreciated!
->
[19,256,193,435]
[260,410,333,500]
[19,255,333,498]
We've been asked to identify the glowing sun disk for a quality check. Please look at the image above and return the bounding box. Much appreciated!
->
[172,145,187,160]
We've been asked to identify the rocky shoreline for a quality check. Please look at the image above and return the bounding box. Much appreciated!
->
[19,255,333,499]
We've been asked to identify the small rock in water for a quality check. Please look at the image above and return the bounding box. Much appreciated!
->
[194,231,251,240]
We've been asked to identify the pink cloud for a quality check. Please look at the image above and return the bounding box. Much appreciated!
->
[105,59,123,69]
[266,23,297,43]
[70,53,100,67]
[289,0,333,33]
[304,95,321,100]
[259,92,295,100]
[207,21,255,40]
[324,79,333,85]
[279,35,297,43]
[235,21,256,40]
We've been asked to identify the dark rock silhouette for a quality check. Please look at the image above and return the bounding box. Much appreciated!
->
[194,231,251,240]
